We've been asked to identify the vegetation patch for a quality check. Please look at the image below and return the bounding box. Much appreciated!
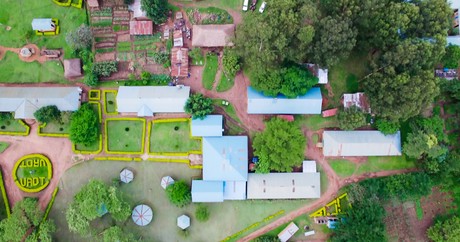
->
[356,156,416,175]
[202,53,219,90]
[186,7,233,25]
[329,159,356,178]
[0,116,30,135]
[150,120,201,153]
[103,90,118,114]
[216,73,234,92]
[106,118,146,153]
[13,154,52,193]
[295,115,338,131]
[0,142,9,153]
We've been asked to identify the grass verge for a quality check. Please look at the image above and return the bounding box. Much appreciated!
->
[329,159,356,178]
[203,53,218,90]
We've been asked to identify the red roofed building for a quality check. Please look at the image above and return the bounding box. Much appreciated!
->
[129,19,153,35]
[342,92,371,113]
[171,48,189,77]
[322,108,338,118]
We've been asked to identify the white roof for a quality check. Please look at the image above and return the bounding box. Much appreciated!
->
[223,181,246,200]
[132,204,153,226]
[302,160,317,173]
[116,86,190,116]
[278,222,299,242]
[191,115,223,137]
[31,18,53,31]
[323,131,402,156]
[160,176,174,189]
[0,87,82,119]
[318,68,328,84]
[128,0,147,18]
[120,169,134,183]
[247,173,321,199]
[177,215,190,229]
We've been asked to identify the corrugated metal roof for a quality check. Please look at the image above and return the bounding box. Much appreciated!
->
[318,68,328,84]
[116,86,190,116]
[191,180,224,202]
[247,173,321,199]
[278,222,299,242]
[302,160,317,173]
[247,87,322,114]
[191,115,223,137]
[323,131,402,156]
[202,136,248,181]
[0,87,82,119]
[129,19,153,35]
[31,19,54,31]
[192,24,235,47]
[223,181,246,200]
[171,48,189,77]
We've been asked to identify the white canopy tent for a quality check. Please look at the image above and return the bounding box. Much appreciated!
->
[161,176,175,189]
[132,204,153,226]
[177,215,190,229]
[120,169,134,183]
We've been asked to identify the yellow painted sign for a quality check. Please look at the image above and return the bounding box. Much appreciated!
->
[13,154,52,193]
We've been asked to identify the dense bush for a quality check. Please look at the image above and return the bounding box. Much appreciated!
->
[184,93,214,120]
[375,119,400,135]
[195,205,210,222]
[165,180,191,208]
[338,106,367,130]
[442,45,460,69]
[66,24,93,50]
[141,0,168,24]
[34,105,61,124]
[69,103,99,146]
[189,48,202,61]
[151,51,169,65]
[222,48,240,77]
[92,61,118,77]
[427,215,460,242]
[0,112,13,121]
[253,235,280,242]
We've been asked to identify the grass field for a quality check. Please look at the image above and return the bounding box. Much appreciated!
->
[171,0,241,10]
[356,156,416,175]
[0,117,28,133]
[104,92,117,113]
[203,53,219,90]
[296,115,339,131]
[329,159,356,178]
[0,52,66,84]
[149,121,201,153]
[0,142,9,153]
[217,73,235,92]
[40,112,72,134]
[0,0,87,59]
[49,160,313,242]
[107,120,145,152]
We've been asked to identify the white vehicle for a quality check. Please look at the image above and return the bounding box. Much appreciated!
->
[259,1,267,13]
[243,0,249,11]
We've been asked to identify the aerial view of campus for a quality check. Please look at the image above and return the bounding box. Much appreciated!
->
[0,0,460,241]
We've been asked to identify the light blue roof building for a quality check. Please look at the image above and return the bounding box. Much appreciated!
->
[31,19,55,31]
[191,180,224,202]
[247,87,322,114]
[191,115,223,137]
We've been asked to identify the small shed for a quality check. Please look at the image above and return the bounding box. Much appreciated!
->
[171,48,189,77]
[31,19,55,32]
[130,19,153,35]
[64,59,82,78]
[343,92,371,113]
[132,204,153,226]
[322,108,338,118]
[161,176,175,189]
[302,160,317,173]
[177,215,190,229]
[87,0,99,8]
[278,222,299,242]
[120,168,134,183]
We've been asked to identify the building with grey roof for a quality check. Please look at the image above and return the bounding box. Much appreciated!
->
[323,131,402,157]
[0,87,82,119]
[191,115,223,137]
[116,86,190,117]
[247,87,322,114]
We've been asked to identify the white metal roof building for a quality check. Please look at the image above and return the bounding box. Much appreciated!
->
[191,115,223,137]
[323,131,402,157]
[247,172,321,199]
[116,86,190,116]
[31,19,55,31]
[302,160,317,173]
[191,180,224,202]
[0,87,82,119]
[278,222,299,242]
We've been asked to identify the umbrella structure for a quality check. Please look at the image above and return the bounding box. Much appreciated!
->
[177,215,190,229]
[161,176,175,189]
[120,169,134,183]
[132,204,153,226]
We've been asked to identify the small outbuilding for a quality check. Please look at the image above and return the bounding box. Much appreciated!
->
[171,48,189,78]
[120,168,134,184]
[177,215,190,229]
[161,176,175,189]
[64,59,82,78]
[132,204,153,226]
[278,222,299,242]
[31,19,56,32]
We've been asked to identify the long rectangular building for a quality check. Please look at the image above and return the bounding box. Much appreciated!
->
[0,87,82,119]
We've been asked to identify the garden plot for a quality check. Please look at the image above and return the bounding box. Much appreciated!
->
[186,7,233,25]
[106,119,145,153]
[149,121,201,153]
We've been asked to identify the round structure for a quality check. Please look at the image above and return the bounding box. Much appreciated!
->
[120,168,134,183]
[161,176,175,189]
[177,215,190,229]
[20,48,32,57]
[132,204,153,226]
[13,154,52,193]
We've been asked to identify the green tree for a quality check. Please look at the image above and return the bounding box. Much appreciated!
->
[69,103,99,146]
[310,16,357,67]
[184,93,214,120]
[0,112,13,121]
[0,198,55,242]
[222,48,240,77]
[141,0,168,24]
[66,180,131,236]
[337,106,366,130]
[403,130,443,159]
[375,119,400,135]
[66,24,93,50]
[34,105,61,123]
[254,235,280,242]
[410,0,451,38]
[195,205,210,222]
[427,216,460,242]
[253,118,306,173]
[103,226,137,242]
[442,45,460,69]
[165,180,191,208]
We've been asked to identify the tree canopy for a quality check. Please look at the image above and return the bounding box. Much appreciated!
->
[184,93,214,120]
[442,45,460,69]
[375,119,400,135]
[165,180,191,208]
[66,180,131,236]
[253,118,306,173]
[337,106,367,130]
[69,103,99,146]
[427,216,460,242]
[34,105,61,124]
[103,226,137,242]
[141,0,168,25]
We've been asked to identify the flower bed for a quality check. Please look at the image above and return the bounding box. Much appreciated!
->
[105,118,146,154]
[12,154,53,193]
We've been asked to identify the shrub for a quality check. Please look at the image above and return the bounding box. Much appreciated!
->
[222,48,240,77]
[92,61,118,77]
[184,93,214,119]
[338,106,367,130]
[141,71,151,81]
[34,105,61,124]
[123,0,134,4]
[375,119,400,135]
[195,205,210,222]
[165,180,191,208]
[69,103,99,146]
[66,24,93,50]
[84,73,99,87]
[0,112,13,121]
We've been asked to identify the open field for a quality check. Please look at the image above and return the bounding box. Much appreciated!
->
[149,121,201,153]
[296,115,338,131]
[356,156,416,175]
[0,0,87,58]
[106,119,145,153]
[172,0,241,10]
[49,160,314,242]
[329,159,356,178]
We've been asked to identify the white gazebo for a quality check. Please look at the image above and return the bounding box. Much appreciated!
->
[120,169,134,183]
[177,215,190,229]
[132,204,153,226]
[161,176,175,189]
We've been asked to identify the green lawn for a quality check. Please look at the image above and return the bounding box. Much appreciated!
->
[0,117,28,133]
[40,112,72,134]
[150,121,201,153]
[295,115,338,131]
[203,53,219,90]
[318,163,329,195]
[329,159,356,178]
[356,156,416,175]
[106,120,145,153]
[172,0,241,10]
[0,0,87,59]
[415,200,423,220]
[104,92,117,113]
[216,73,235,92]
[213,99,242,123]
[0,142,9,153]
[190,48,205,66]
[0,52,66,84]
[50,160,314,242]
[75,137,101,152]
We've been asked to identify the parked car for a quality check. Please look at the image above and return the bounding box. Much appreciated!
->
[243,0,249,11]
[259,1,267,13]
